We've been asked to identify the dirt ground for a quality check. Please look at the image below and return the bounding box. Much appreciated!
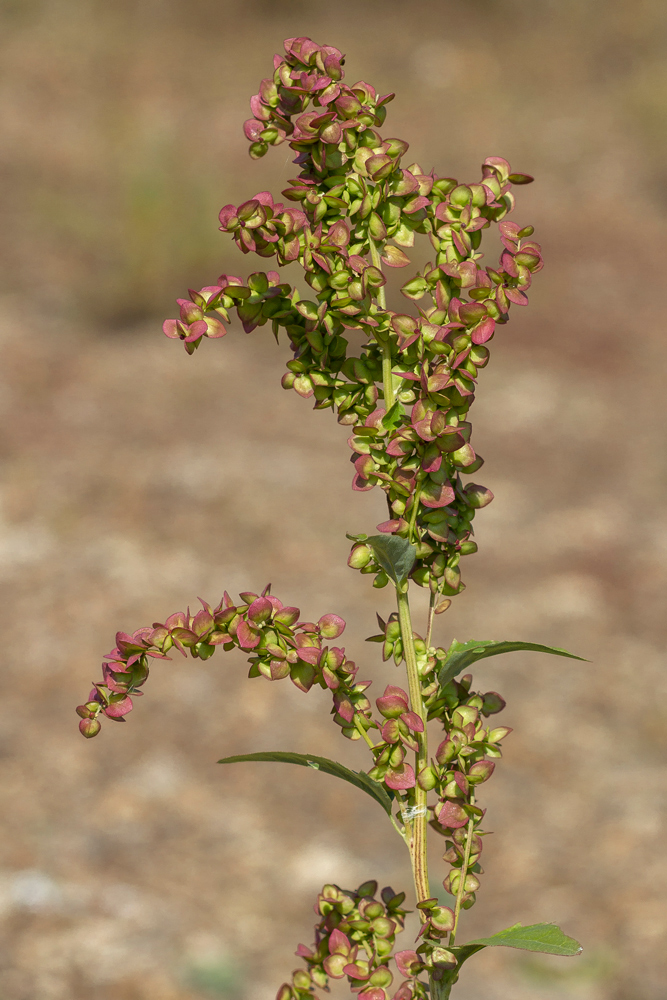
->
[1,2,666,998]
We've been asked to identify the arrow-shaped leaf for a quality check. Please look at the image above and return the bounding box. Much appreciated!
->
[367,534,416,585]
[454,922,582,965]
[217,751,394,815]
[439,639,586,686]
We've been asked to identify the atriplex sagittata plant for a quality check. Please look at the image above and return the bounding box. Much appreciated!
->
[76,36,584,1000]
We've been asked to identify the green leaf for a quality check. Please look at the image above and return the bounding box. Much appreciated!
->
[439,639,586,687]
[400,276,428,300]
[381,402,404,431]
[455,923,582,963]
[367,534,416,585]
[217,751,394,815]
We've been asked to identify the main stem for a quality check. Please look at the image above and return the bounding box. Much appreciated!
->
[425,590,436,649]
[397,586,456,1000]
[396,586,429,904]
[369,239,394,410]
[370,238,453,995]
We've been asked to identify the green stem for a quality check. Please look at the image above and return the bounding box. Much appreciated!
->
[425,589,436,649]
[407,479,424,542]
[355,714,408,844]
[381,342,395,411]
[390,813,409,843]
[395,586,429,906]
[431,980,454,1000]
[354,713,377,750]
[369,239,394,410]
[369,239,387,311]
[449,802,476,947]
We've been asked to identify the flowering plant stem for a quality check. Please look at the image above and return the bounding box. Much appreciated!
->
[368,240,393,408]
[396,588,429,900]
[75,34,587,1000]
[450,812,476,947]
[396,586,451,1000]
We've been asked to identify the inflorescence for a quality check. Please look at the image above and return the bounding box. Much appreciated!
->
[162,34,542,603]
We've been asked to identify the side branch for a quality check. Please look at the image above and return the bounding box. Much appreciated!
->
[75,587,366,739]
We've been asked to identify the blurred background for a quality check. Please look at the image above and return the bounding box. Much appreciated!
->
[1,0,666,997]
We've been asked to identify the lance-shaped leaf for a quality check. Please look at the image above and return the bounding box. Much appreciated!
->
[367,534,416,585]
[438,638,586,686]
[454,922,582,966]
[217,751,394,815]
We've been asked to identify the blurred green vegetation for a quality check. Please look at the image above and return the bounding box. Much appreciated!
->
[518,947,617,993]
[183,956,242,998]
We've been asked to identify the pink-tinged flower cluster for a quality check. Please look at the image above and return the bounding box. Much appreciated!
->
[243,37,394,165]
[361,614,512,926]
[366,685,424,791]
[162,287,227,355]
[76,587,366,738]
[160,36,542,603]
[277,881,421,1000]
[417,674,511,916]
[218,191,308,261]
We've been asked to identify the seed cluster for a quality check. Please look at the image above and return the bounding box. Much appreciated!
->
[162,34,542,603]
[76,588,364,739]
[277,881,415,1000]
[364,617,510,947]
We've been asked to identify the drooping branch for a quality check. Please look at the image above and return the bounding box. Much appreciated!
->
[76,586,368,739]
